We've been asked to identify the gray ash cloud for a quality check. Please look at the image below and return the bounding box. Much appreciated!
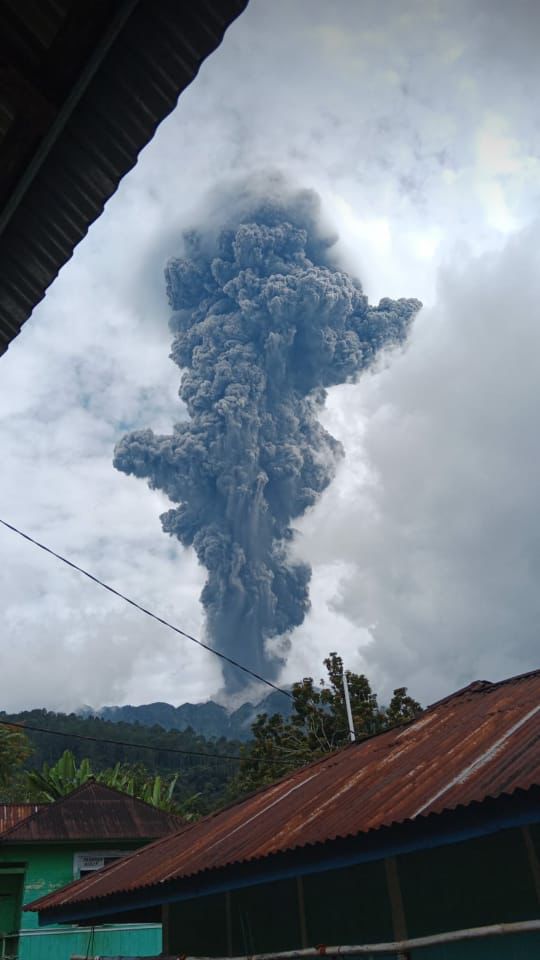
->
[114,185,421,691]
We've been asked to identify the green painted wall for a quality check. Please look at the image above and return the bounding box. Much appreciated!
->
[167,826,540,960]
[0,842,162,960]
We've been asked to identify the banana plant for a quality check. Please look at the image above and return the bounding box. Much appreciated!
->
[25,750,200,819]
[26,751,94,800]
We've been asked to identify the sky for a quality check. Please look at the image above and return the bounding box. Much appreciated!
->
[1,0,540,712]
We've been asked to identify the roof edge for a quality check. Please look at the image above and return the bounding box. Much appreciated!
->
[427,666,540,711]
[28,784,540,920]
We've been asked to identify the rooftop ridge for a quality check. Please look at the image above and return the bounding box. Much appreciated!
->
[426,665,540,711]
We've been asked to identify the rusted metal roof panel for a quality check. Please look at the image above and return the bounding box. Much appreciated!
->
[0,781,182,842]
[28,669,540,914]
[0,0,248,357]
[0,803,41,834]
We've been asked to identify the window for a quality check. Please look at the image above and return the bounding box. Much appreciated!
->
[73,851,125,879]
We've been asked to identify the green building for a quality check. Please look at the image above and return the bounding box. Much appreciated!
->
[0,781,181,960]
[29,670,540,959]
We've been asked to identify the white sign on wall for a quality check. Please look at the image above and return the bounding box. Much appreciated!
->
[73,851,124,878]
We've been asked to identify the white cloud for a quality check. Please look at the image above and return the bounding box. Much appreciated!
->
[290,223,540,702]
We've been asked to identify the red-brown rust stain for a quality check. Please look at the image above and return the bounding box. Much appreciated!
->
[0,804,42,834]
[28,668,540,913]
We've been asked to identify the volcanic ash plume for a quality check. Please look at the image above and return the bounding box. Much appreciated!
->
[114,187,421,690]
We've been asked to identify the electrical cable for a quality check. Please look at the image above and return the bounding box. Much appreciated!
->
[0,519,292,700]
[0,523,359,772]
[0,718,243,761]
[0,718,309,768]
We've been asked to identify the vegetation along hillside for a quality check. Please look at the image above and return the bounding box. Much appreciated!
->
[1,654,421,814]
[0,709,242,813]
[82,690,294,741]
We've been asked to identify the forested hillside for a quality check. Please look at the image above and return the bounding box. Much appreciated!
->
[0,709,242,811]
[1,655,421,812]
[85,690,293,740]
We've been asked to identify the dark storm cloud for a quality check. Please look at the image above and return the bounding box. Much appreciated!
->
[114,185,420,690]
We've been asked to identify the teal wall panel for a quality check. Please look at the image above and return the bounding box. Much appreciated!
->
[17,924,162,960]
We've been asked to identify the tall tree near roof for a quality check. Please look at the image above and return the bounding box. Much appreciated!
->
[0,724,32,793]
[230,653,422,794]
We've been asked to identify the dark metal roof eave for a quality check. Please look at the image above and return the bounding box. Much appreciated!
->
[0,836,164,846]
[33,785,540,927]
[0,0,140,241]
[0,0,249,356]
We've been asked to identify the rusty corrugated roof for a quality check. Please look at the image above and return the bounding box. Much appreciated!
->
[0,803,42,834]
[27,668,540,915]
[0,0,248,356]
[0,781,182,842]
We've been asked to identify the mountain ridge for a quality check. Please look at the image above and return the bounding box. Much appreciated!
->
[80,691,293,741]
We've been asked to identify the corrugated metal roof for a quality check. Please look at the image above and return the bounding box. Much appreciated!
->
[0,803,42,834]
[28,668,540,914]
[0,781,182,842]
[0,0,248,356]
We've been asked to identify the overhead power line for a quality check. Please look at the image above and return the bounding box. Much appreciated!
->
[0,519,292,700]
[0,718,317,769]
[1,718,243,762]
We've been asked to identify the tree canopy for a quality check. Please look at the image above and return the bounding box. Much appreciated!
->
[0,708,241,811]
[1,655,421,811]
[0,724,32,795]
[231,653,422,795]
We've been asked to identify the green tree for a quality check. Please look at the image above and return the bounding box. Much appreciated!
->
[0,724,32,797]
[231,653,422,795]
[25,750,200,820]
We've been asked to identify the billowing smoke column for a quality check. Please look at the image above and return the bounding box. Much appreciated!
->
[114,186,420,691]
